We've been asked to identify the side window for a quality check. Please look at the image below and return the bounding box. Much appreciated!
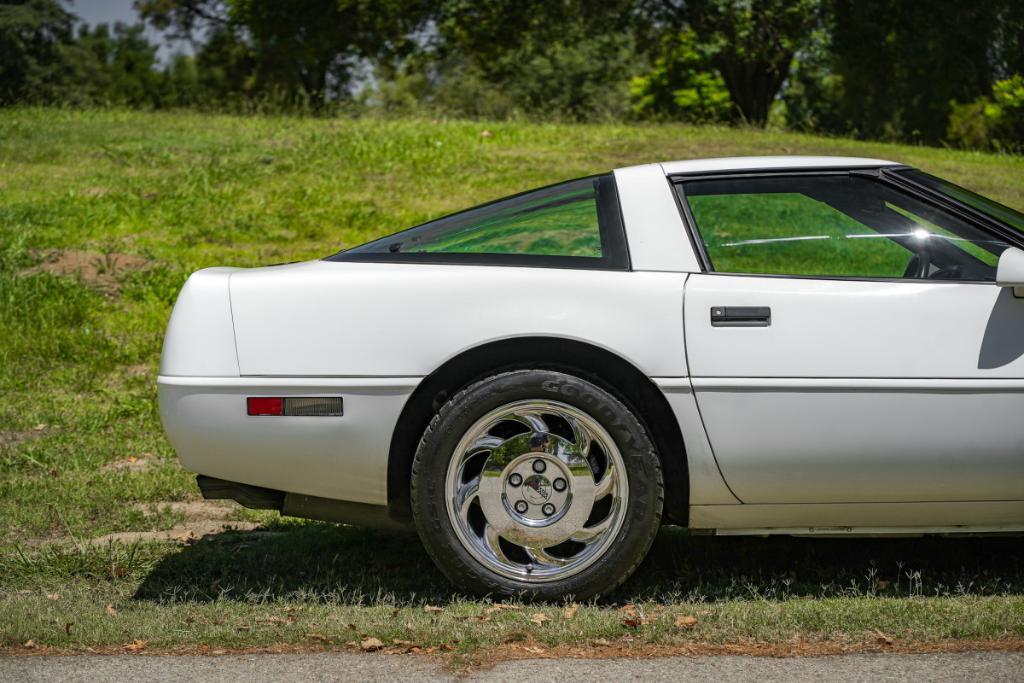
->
[336,175,629,269]
[678,175,1008,281]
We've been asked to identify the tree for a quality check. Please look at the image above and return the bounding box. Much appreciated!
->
[0,0,101,104]
[397,0,646,121]
[646,0,823,126]
[829,0,998,143]
[630,29,731,122]
[77,22,164,107]
[137,0,434,106]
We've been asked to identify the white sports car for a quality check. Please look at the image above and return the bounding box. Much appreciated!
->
[158,156,1024,599]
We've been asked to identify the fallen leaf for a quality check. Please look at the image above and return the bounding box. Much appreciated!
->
[24,640,36,649]
[874,629,894,645]
[675,615,699,629]
[360,637,384,652]
[480,130,494,138]
[123,640,147,651]
[476,614,491,622]
[623,618,641,629]
[529,612,550,625]
[307,633,332,643]
[258,616,286,626]
[64,623,73,636]
[619,603,637,617]
[33,424,47,431]
[563,604,579,619]
[593,638,611,646]
[46,593,60,601]
[423,605,443,613]
[105,604,117,617]
[523,645,545,654]
[485,603,521,614]
[391,639,414,647]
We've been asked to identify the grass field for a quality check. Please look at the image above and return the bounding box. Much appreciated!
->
[1,108,1023,662]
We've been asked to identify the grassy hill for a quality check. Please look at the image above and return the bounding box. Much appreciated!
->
[1,109,1022,658]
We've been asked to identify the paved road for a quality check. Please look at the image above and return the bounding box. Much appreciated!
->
[3,652,1023,682]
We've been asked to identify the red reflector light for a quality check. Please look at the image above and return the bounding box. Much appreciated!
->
[247,397,283,416]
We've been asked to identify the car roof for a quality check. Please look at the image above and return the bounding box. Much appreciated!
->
[655,155,902,176]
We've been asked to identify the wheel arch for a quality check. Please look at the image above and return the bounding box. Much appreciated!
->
[386,336,689,526]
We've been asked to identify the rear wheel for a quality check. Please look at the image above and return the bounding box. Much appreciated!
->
[410,369,663,600]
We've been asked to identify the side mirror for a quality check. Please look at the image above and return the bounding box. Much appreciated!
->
[997,247,1024,298]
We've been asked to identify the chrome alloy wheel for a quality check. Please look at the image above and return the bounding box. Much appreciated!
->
[444,399,628,582]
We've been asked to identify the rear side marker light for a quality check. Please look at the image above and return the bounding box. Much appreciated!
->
[247,397,282,416]
[247,397,343,417]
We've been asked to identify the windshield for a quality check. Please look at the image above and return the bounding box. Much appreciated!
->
[896,169,1024,234]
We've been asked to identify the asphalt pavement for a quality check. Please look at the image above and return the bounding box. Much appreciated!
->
[2,651,1023,682]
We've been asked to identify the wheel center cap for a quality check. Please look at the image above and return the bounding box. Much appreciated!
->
[521,474,552,504]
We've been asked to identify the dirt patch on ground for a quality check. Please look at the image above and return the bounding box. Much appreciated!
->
[462,636,1024,669]
[7,636,1024,662]
[86,500,263,546]
[123,364,150,379]
[87,522,264,546]
[100,455,156,473]
[21,249,151,294]
[131,500,238,522]
[0,425,51,448]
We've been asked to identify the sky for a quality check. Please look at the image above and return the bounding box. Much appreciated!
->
[68,0,190,62]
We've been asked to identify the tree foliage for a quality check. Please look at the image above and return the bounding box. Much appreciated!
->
[646,0,823,125]
[137,0,432,106]
[0,0,95,104]
[629,29,731,122]
[1,0,1023,151]
[402,0,646,121]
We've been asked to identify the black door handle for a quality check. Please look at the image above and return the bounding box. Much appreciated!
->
[710,306,771,327]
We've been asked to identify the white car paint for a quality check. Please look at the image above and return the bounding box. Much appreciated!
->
[159,376,415,504]
[159,267,240,377]
[612,164,700,272]
[157,155,1024,535]
[228,262,688,377]
[684,274,1024,504]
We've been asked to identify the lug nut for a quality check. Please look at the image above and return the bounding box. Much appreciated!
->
[542,503,556,516]
[552,477,567,492]
[532,459,547,473]
[508,473,523,487]
[514,500,529,514]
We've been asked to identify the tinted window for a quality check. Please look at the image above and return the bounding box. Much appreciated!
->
[896,169,1024,234]
[679,175,1008,281]
[334,175,628,269]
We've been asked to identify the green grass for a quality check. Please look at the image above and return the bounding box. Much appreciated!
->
[1,108,1023,656]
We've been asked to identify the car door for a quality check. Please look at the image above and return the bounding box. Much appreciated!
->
[677,170,1024,504]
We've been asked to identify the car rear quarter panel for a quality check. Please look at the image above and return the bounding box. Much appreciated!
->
[227,261,689,378]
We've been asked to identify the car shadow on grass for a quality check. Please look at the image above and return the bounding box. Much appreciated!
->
[133,523,1024,605]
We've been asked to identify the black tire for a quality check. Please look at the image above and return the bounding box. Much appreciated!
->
[410,369,664,600]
